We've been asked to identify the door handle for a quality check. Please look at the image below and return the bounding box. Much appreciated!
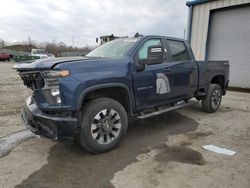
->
[163,68,172,72]
[191,66,196,70]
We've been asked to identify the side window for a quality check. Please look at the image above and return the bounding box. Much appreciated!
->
[138,39,162,60]
[167,40,190,61]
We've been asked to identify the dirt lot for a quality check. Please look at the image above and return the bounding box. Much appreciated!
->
[0,62,31,137]
[0,62,250,188]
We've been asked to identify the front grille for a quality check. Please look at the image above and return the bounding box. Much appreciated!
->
[19,71,45,90]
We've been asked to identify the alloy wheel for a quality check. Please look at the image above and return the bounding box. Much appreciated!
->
[91,109,121,145]
[211,89,221,109]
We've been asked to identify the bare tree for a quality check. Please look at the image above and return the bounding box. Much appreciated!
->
[2,39,93,57]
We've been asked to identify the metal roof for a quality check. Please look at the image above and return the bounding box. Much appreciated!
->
[186,0,211,7]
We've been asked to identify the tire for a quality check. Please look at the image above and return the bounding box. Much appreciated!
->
[78,97,128,153]
[202,84,222,113]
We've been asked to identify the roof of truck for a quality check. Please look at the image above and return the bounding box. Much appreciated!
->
[141,35,187,42]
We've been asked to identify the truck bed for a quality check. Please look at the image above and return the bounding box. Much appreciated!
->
[197,60,229,96]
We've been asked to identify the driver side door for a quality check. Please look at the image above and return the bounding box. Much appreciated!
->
[132,38,174,111]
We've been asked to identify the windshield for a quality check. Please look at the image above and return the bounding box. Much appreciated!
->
[86,38,139,58]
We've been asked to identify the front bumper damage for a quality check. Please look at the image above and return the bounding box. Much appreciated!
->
[20,96,77,140]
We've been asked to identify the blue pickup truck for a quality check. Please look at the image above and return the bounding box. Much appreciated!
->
[14,35,229,153]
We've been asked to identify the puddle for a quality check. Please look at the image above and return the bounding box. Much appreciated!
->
[186,131,213,140]
[16,111,199,188]
[155,144,206,166]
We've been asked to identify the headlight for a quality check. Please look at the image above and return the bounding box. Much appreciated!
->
[51,88,60,96]
[41,70,70,79]
[43,88,61,105]
[41,70,69,105]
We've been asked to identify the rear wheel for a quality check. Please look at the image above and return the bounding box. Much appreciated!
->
[202,84,222,113]
[78,98,128,153]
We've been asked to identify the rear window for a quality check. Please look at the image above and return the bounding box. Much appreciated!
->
[167,40,190,61]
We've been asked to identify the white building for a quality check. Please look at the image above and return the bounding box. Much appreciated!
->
[186,0,250,88]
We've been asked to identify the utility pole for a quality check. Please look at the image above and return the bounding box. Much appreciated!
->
[0,41,3,48]
[28,35,31,45]
[72,35,75,48]
[0,40,4,48]
[183,29,186,39]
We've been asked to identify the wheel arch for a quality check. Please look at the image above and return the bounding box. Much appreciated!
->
[77,83,134,115]
[210,74,225,89]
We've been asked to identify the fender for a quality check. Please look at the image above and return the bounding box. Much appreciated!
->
[210,74,227,94]
[209,74,225,85]
[77,83,135,114]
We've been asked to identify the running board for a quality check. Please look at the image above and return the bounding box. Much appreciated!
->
[136,100,199,120]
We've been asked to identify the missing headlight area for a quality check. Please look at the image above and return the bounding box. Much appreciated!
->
[19,71,45,90]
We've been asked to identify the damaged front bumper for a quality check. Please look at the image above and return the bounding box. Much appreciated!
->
[20,96,77,140]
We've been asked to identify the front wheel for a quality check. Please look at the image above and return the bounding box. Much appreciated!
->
[78,98,128,153]
[202,84,222,113]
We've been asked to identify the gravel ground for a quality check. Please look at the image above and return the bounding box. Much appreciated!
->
[0,62,31,137]
[0,62,249,188]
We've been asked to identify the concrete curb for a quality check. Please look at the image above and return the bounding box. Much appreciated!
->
[0,129,36,158]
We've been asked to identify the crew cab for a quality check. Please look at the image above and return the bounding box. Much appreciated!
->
[14,35,229,153]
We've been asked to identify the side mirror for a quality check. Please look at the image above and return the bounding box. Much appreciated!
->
[139,45,164,65]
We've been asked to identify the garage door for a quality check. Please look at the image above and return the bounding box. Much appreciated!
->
[207,5,250,88]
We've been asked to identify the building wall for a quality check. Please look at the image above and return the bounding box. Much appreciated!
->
[189,0,250,60]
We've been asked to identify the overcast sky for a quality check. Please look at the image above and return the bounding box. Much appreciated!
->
[0,0,188,47]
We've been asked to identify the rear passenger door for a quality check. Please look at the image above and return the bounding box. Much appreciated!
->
[164,39,198,99]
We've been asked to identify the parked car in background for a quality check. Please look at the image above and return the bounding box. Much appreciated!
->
[47,53,55,58]
[31,49,49,59]
[0,53,10,61]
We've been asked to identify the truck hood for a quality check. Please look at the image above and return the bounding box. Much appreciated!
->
[13,57,93,71]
